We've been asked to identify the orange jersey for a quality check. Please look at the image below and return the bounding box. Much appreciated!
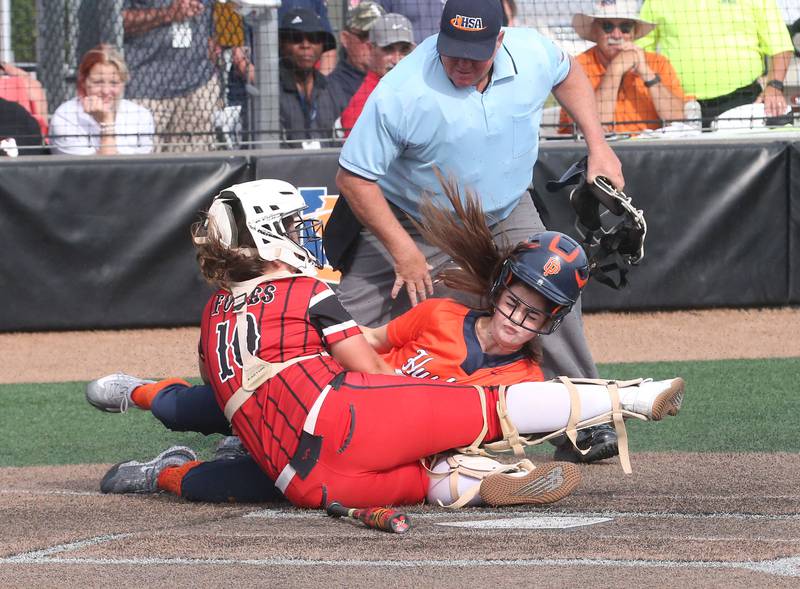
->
[383,298,544,385]
[559,47,686,134]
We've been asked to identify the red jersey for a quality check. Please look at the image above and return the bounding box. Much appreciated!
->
[340,71,380,137]
[0,76,47,136]
[199,275,362,481]
[383,298,544,385]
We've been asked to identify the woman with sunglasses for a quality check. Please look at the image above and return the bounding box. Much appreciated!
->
[86,177,684,509]
[559,0,687,135]
[277,8,346,148]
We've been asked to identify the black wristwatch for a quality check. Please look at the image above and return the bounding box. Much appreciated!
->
[643,73,661,88]
[767,79,785,91]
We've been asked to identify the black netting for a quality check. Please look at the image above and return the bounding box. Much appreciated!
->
[1,0,799,155]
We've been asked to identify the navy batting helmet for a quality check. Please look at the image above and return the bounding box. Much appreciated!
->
[491,231,589,333]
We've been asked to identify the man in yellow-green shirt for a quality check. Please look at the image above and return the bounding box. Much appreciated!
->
[638,0,793,125]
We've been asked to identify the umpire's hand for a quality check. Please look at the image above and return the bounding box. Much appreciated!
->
[587,142,625,190]
[391,245,434,306]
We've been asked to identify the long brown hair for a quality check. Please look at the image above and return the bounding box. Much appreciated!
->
[414,172,543,361]
[191,218,268,290]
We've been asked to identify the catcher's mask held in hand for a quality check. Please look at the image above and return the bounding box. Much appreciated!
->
[545,156,647,290]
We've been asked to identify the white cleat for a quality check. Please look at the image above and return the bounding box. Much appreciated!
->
[86,373,154,413]
[619,377,685,421]
[479,462,581,506]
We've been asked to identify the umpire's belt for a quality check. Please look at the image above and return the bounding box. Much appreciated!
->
[274,382,332,493]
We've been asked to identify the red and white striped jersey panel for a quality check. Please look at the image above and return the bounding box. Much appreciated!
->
[199,275,362,479]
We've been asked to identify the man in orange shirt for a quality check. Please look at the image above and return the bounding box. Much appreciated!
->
[559,0,687,135]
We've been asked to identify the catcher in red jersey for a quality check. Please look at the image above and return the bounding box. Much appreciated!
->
[88,179,685,509]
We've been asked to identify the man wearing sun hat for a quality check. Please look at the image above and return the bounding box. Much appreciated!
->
[333,0,621,387]
[559,0,687,134]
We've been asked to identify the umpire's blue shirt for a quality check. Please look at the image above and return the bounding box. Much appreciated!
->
[339,28,570,222]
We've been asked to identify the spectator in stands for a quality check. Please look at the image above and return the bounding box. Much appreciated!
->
[340,13,414,136]
[559,0,687,135]
[327,2,386,104]
[122,0,221,151]
[375,0,442,44]
[213,2,254,145]
[638,0,794,125]
[279,8,347,148]
[50,45,155,156]
[0,97,46,156]
[0,62,49,137]
[502,0,517,27]
[279,0,338,74]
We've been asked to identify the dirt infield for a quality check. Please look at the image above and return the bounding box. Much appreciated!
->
[1,307,799,587]
[2,454,799,588]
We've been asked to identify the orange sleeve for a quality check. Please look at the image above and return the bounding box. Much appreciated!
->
[386,299,441,350]
[558,51,600,134]
[649,53,687,102]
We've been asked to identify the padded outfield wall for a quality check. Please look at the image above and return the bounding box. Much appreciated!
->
[1,137,798,331]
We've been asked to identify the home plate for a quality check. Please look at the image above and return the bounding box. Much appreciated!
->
[437,516,612,530]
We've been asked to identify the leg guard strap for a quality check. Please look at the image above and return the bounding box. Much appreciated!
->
[558,377,634,474]
[607,380,632,474]
[492,385,526,457]
[455,386,490,456]
[476,377,644,474]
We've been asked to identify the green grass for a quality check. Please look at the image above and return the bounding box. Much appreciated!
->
[1,357,798,467]
[597,357,800,454]
[0,380,224,467]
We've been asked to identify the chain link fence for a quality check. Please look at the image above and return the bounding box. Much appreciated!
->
[2,0,800,155]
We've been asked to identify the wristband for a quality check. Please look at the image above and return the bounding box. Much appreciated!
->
[643,73,661,88]
[99,123,116,135]
[766,79,785,92]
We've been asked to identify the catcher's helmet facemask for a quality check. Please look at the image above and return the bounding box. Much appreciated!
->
[196,179,324,274]
[489,232,590,335]
[545,156,647,290]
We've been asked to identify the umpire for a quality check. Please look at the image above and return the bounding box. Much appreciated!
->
[331,0,623,381]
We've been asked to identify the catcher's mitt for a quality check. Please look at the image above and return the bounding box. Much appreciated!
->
[546,156,647,290]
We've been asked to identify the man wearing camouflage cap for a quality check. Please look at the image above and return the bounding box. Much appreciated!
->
[340,13,415,135]
[327,1,386,103]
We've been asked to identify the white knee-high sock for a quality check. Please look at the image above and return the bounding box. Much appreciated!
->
[505,381,614,433]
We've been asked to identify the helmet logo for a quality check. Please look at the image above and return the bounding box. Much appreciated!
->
[543,256,561,276]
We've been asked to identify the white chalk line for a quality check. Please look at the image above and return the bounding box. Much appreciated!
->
[0,489,102,497]
[3,531,798,577]
[5,533,132,560]
[2,548,799,578]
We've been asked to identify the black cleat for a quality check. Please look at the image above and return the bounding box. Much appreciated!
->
[552,424,619,464]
